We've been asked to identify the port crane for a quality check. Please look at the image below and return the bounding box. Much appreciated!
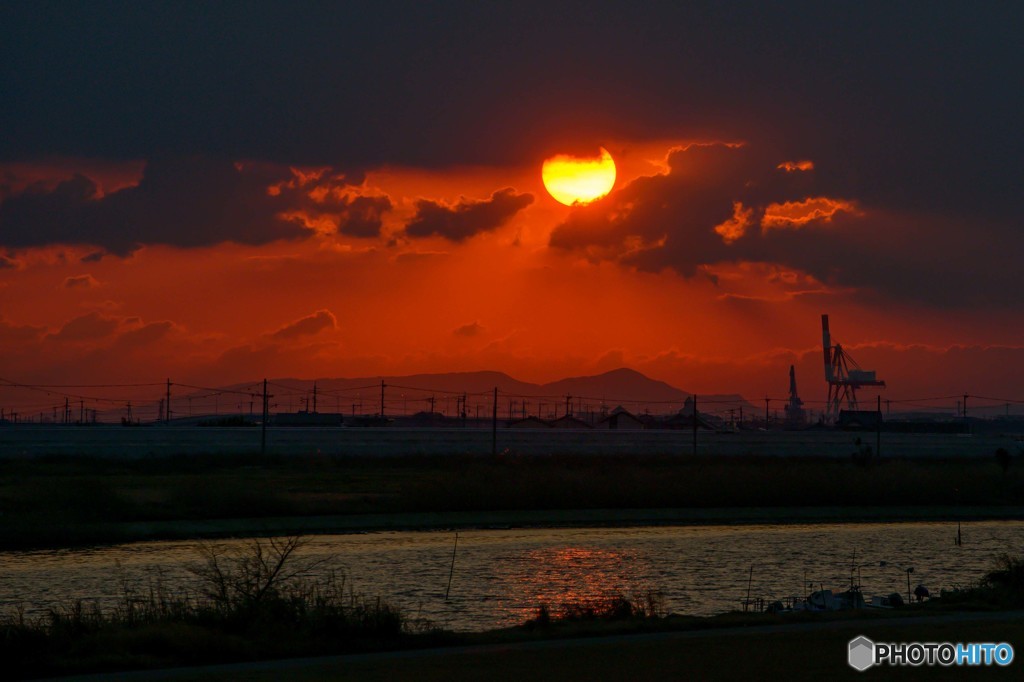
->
[822,314,885,422]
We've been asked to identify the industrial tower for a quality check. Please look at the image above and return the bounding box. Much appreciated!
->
[821,314,885,422]
[784,364,806,427]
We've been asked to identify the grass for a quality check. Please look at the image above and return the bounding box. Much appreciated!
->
[936,554,1024,610]
[522,590,667,632]
[0,536,450,679]
[2,453,1023,549]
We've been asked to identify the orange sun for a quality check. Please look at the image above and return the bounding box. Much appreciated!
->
[542,147,617,206]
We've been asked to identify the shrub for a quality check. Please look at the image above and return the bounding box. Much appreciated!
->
[525,591,666,628]
[0,536,414,679]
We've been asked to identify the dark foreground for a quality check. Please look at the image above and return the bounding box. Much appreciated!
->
[55,611,1024,682]
[3,452,1024,550]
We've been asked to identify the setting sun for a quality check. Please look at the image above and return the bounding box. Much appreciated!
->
[542,147,617,206]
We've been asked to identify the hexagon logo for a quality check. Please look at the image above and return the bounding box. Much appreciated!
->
[849,635,875,671]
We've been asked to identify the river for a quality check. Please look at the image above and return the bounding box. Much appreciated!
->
[2,521,1021,632]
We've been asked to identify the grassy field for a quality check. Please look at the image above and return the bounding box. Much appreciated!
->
[2,453,1023,549]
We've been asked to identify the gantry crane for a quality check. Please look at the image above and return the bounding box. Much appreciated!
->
[822,314,885,422]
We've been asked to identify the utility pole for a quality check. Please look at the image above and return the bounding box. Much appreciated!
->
[64,397,69,424]
[566,394,572,417]
[380,380,385,417]
[79,400,84,424]
[876,395,881,458]
[692,394,698,455]
[963,393,969,434]
[764,397,770,429]
[312,381,317,413]
[491,387,498,455]
[261,379,269,454]
[166,378,171,425]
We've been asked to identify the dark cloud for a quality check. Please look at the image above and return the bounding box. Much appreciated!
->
[2,3,1022,300]
[270,309,337,340]
[0,174,98,247]
[405,188,533,241]
[549,143,824,274]
[0,156,310,254]
[0,317,44,344]
[3,4,1021,226]
[0,158,389,251]
[48,312,119,341]
[63,274,99,288]
[453,321,484,338]
[550,144,1022,307]
[112,320,175,350]
[272,171,393,238]
[338,195,392,238]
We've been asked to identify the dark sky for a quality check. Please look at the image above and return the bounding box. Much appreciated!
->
[3,2,1022,221]
[2,2,1024,396]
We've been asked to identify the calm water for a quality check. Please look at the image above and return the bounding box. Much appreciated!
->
[2,522,1021,632]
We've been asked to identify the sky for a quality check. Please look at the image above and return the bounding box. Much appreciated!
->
[1,2,1023,412]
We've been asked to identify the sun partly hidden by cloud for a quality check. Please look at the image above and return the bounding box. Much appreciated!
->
[541,147,616,206]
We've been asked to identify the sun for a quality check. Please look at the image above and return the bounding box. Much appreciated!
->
[542,147,617,206]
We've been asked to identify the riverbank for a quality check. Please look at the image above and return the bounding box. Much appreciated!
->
[52,610,1024,681]
[13,505,1024,551]
[3,425,1021,458]
[3,453,1023,550]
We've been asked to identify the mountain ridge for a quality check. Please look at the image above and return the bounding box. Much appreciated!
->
[222,368,754,413]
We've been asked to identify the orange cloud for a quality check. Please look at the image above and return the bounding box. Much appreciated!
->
[761,197,857,229]
[713,202,754,244]
[777,160,814,172]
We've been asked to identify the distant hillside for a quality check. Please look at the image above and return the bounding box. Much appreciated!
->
[221,368,753,414]
[540,368,687,403]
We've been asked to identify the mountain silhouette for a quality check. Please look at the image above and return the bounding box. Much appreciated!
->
[222,368,752,413]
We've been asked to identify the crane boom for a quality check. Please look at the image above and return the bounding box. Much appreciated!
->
[821,313,885,423]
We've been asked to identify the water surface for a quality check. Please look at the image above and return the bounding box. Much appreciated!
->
[2,521,1020,631]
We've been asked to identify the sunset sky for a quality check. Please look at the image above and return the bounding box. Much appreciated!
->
[2,3,1023,409]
